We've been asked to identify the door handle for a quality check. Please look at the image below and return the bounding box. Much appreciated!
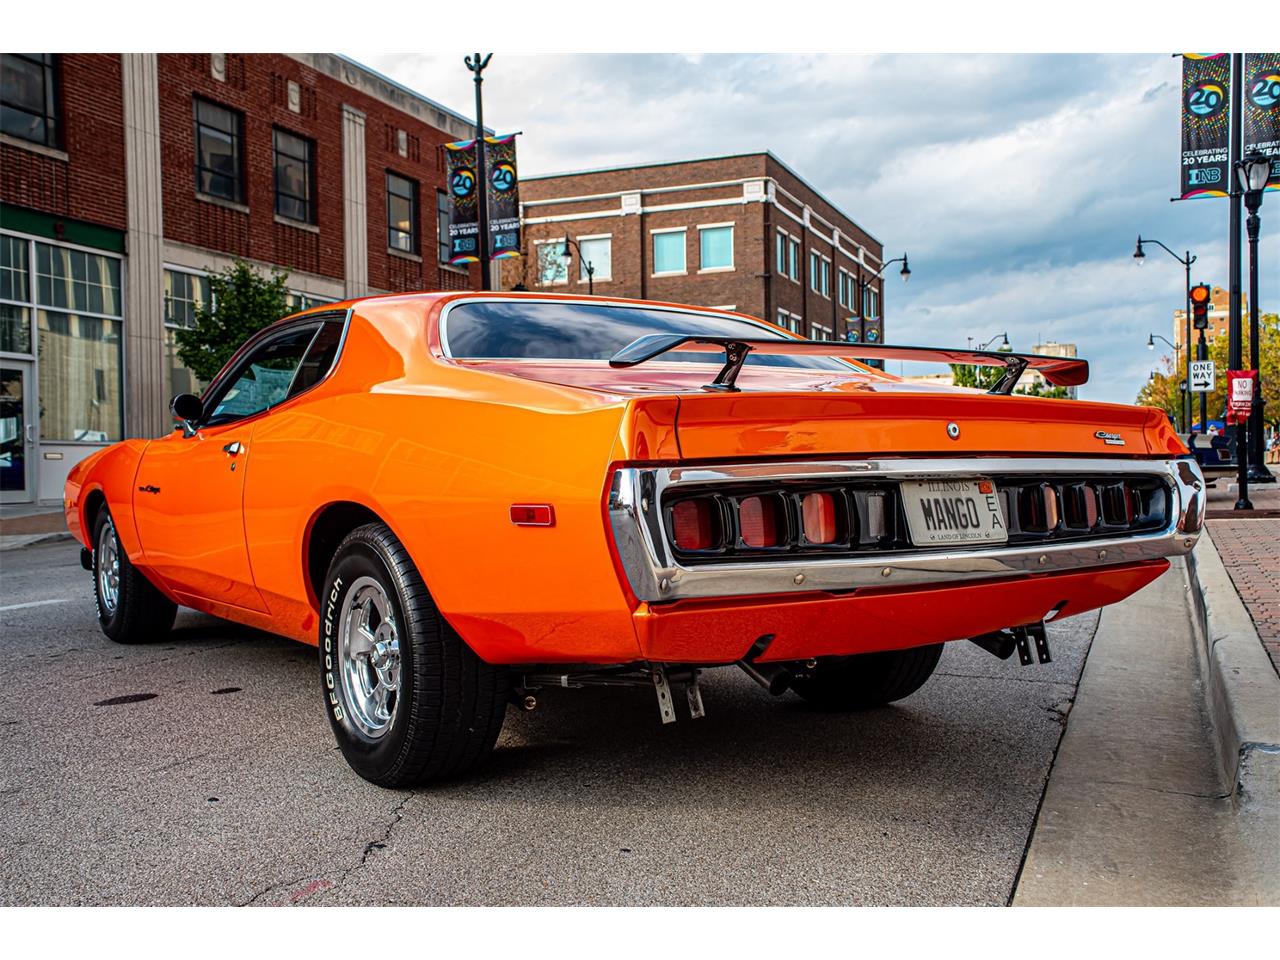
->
[24,423,34,444]
[222,441,243,456]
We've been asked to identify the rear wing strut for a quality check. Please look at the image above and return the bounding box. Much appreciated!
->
[608,334,1089,395]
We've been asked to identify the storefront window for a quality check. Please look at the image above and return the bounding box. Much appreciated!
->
[1,234,29,303]
[37,310,122,442]
[35,244,121,316]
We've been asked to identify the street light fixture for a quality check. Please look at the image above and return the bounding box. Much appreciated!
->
[559,236,595,296]
[1235,152,1274,484]
[978,332,1009,351]
[1133,235,1197,434]
[1147,334,1183,430]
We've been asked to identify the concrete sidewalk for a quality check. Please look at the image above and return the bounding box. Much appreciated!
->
[0,505,70,553]
[1013,561,1278,905]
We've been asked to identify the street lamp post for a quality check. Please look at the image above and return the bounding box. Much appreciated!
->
[978,332,1009,352]
[560,237,594,295]
[1147,333,1182,430]
[464,52,494,292]
[1133,236,1196,433]
[1238,152,1273,484]
[855,254,911,323]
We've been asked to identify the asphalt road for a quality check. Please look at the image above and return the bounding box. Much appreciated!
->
[0,539,1097,906]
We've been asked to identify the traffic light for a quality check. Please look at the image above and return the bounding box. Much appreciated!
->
[1190,283,1211,330]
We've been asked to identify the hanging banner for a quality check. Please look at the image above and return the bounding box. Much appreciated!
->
[444,139,481,264]
[485,133,521,260]
[1180,54,1232,200]
[1243,53,1280,191]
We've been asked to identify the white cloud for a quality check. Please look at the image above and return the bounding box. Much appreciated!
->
[353,52,1278,404]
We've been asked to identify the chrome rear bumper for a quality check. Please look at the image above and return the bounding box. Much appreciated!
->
[607,457,1205,603]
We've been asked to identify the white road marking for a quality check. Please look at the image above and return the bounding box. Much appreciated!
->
[0,598,74,612]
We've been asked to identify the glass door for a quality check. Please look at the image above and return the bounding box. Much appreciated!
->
[1,362,34,503]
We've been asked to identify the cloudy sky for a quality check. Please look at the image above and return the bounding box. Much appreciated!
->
[353,52,1276,405]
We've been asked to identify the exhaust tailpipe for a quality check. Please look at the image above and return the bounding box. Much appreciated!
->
[737,659,793,696]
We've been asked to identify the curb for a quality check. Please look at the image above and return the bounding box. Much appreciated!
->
[1185,528,1280,812]
[0,531,75,552]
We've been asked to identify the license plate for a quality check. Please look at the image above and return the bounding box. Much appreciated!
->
[900,478,1008,546]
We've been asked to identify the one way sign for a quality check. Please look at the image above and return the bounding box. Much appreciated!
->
[1190,359,1215,393]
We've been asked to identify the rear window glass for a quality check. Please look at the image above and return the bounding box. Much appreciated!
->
[442,300,848,371]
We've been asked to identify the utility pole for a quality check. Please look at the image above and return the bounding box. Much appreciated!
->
[1227,53,1250,510]
[465,52,493,291]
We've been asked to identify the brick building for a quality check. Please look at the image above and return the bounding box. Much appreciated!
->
[1,53,479,503]
[506,153,890,344]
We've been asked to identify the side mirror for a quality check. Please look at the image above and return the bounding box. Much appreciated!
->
[170,393,202,437]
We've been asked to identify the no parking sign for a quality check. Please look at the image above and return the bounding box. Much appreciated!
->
[1226,370,1258,424]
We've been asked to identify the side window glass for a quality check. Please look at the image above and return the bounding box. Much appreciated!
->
[205,325,318,425]
[287,319,345,398]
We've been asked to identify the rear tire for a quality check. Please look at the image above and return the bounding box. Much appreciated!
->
[92,507,177,644]
[320,522,510,787]
[790,643,943,710]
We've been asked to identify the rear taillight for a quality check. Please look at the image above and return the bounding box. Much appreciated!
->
[738,495,782,548]
[801,492,838,544]
[671,498,716,551]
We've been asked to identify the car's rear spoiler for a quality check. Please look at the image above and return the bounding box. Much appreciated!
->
[608,335,1089,395]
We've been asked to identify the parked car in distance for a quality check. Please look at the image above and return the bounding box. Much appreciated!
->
[64,293,1206,786]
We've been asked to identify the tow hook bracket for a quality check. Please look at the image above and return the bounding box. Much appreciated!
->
[1014,628,1034,666]
[1029,621,1052,664]
[652,665,677,724]
[686,669,705,719]
[1012,622,1052,666]
[971,621,1051,666]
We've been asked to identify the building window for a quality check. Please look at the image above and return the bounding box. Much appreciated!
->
[810,321,832,341]
[273,128,314,224]
[1,235,32,354]
[578,236,612,282]
[809,251,820,292]
[536,239,568,285]
[286,290,336,314]
[436,191,450,264]
[698,224,734,271]
[27,241,123,442]
[163,268,211,330]
[821,258,830,298]
[193,98,244,203]
[789,237,800,281]
[1,54,60,148]
[776,230,787,276]
[387,172,418,253]
[776,309,801,334]
[837,269,848,308]
[652,229,686,275]
[865,286,879,319]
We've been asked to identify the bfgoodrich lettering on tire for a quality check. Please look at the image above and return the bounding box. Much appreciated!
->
[320,521,510,786]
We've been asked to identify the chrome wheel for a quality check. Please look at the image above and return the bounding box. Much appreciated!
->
[97,516,120,615]
[338,576,402,740]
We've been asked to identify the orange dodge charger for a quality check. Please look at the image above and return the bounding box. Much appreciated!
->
[64,292,1205,786]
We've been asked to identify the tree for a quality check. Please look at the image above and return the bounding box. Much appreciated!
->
[949,363,1002,390]
[1137,312,1278,430]
[175,260,292,384]
[1135,354,1184,425]
[1016,379,1071,399]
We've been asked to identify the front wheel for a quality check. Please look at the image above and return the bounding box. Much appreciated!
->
[92,507,177,644]
[320,522,510,787]
[790,643,944,710]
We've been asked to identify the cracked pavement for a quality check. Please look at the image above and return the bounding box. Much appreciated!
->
[2,539,1098,906]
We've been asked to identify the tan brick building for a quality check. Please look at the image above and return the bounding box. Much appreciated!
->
[504,153,890,344]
